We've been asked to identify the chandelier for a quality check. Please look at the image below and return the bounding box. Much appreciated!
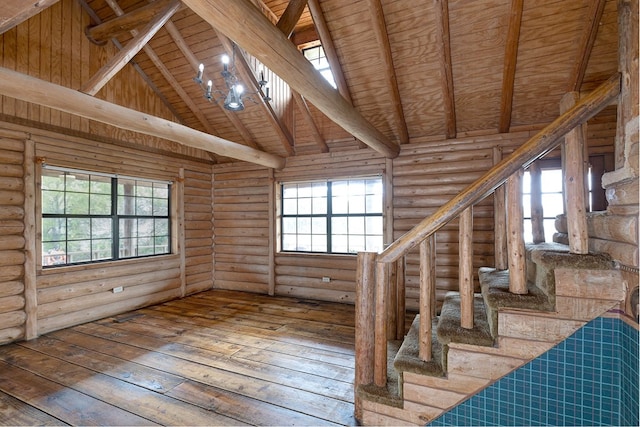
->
[193,44,270,112]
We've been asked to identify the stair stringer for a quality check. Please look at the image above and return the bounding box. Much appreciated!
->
[358,267,628,426]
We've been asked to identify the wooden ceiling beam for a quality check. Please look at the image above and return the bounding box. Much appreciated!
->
[434,0,457,139]
[291,24,318,46]
[306,0,352,104]
[216,32,295,156]
[0,0,59,35]
[277,0,308,38]
[366,0,409,144]
[276,0,328,154]
[498,0,523,133]
[0,67,286,169]
[81,0,181,96]
[102,0,223,144]
[85,0,175,45]
[293,91,329,153]
[567,0,607,92]
[162,20,263,149]
[78,0,182,121]
[183,0,399,158]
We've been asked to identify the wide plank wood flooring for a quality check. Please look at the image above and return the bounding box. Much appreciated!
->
[0,290,361,426]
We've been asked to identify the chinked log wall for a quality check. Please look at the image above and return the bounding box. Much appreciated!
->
[0,121,213,344]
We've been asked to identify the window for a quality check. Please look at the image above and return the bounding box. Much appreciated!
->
[523,168,564,243]
[280,177,384,254]
[522,159,607,242]
[302,44,336,89]
[41,166,171,267]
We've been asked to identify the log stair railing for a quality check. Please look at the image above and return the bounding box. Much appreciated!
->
[354,73,622,421]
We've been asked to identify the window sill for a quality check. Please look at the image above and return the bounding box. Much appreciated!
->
[38,253,180,275]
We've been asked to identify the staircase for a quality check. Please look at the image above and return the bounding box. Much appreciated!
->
[353,74,625,425]
[356,243,626,425]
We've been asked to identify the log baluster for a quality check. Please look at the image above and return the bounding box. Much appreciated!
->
[387,260,398,340]
[459,206,475,328]
[560,92,589,254]
[374,261,389,387]
[493,147,508,270]
[395,256,406,340]
[419,235,436,361]
[506,169,528,294]
[529,161,545,243]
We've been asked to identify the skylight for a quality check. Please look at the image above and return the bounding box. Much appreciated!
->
[302,45,336,89]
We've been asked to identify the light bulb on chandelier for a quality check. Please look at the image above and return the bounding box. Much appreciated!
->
[193,44,270,112]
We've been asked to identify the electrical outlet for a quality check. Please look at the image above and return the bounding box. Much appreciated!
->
[322,276,331,283]
[112,286,124,293]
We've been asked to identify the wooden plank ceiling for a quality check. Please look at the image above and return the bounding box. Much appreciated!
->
[0,0,619,165]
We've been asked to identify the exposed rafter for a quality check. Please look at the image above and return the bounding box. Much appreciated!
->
[188,0,400,157]
[276,0,329,154]
[306,0,352,104]
[0,0,59,35]
[366,0,409,144]
[434,0,456,139]
[77,0,182,121]
[216,32,296,156]
[567,0,607,92]
[85,0,176,45]
[277,0,308,38]
[0,67,286,169]
[498,0,524,133]
[101,0,221,141]
[81,0,181,96]
[162,20,263,150]
[293,92,329,153]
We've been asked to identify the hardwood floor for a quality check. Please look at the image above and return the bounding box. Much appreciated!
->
[0,290,361,426]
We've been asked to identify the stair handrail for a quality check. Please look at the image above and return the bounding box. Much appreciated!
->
[378,73,621,265]
[354,73,622,397]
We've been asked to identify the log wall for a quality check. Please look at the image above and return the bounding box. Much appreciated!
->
[0,128,27,344]
[211,112,618,309]
[274,150,387,303]
[0,120,213,342]
[212,163,273,294]
[393,131,532,309]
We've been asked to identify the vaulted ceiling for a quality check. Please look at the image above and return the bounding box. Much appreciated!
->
[0,0,619,166]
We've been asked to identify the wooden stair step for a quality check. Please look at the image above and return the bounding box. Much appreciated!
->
[357,340,403,409]
[393,315,444,378]
[526,243,615,303]
[436,292,493,347]
[446,344,528,380]
[479,267,553,338]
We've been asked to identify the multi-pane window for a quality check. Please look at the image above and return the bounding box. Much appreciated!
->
[281,177,384,254]
[41,166,170,267]
[302,44,337,89]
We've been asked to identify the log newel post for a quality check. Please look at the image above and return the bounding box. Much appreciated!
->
[506,169,528,294]
[374,261,389,387]
[459,206,475,328]
[355,252,376,419]
[529,162,545,243]
[419,236,436,361]
[560,92,589,254]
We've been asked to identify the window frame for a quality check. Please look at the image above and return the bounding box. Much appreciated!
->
[301,43,337,89]
[40,165,172,268]
[278,176,385,255]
